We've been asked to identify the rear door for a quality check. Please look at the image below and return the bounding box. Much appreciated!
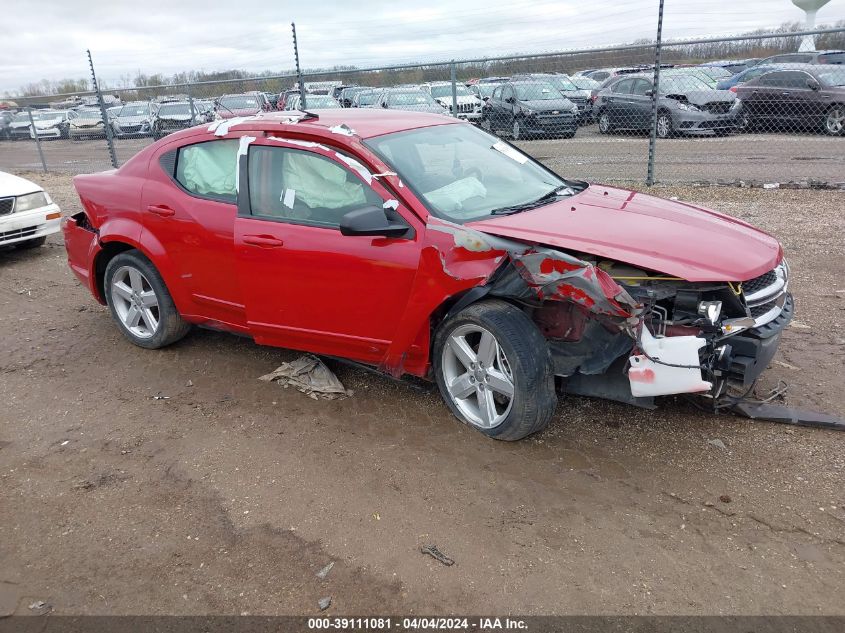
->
[233,138,422,363]
[628,78,654,128]
[142,137,245,326]
[607,78,635,126]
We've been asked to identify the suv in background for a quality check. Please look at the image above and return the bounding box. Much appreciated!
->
[421,82,482,121]
[483,80,579,139]
[512,73,593,121]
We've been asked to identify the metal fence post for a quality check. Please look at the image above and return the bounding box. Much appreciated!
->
[292,22,307,110]
[188,91,197,125]
[87,49,118,169]
[26,108,48,173]
[450,62,459,119]
[646,0,665,187]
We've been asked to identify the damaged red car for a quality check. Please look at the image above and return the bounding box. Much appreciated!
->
[63,110,792,440]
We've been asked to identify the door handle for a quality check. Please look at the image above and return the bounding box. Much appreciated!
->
[243,234,284,248]
[146,204,175,217]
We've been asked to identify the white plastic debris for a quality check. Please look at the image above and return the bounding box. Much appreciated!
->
[762,183,780,189]
[492,141,528,164]
[328,123,356,136]
[281,188,296,209]
[316,561,335,580]
[259,355,351,400]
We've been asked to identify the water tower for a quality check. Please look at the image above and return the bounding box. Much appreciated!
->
[792,0,833,51]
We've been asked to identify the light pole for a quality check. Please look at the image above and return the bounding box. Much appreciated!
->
[791,0,833,51]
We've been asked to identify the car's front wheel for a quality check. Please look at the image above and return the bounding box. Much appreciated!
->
[433,300,556,441]
[598,110,613,134]
[104,250,191,349]
[656,111,674,138]
[823,105,844,136]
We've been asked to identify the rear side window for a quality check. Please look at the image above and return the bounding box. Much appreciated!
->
[818,52,845,65]
[175,139,239,202]
[247,146,382,228]
[631,79,652,95]
[612,79,634,94]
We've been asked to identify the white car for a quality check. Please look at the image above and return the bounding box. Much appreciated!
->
[29,110,74,140]
[0,172,62,249]
[421,83,483,121]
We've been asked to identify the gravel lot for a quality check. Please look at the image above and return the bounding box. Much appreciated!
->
[1,125,843,187]
[0,172,843,616]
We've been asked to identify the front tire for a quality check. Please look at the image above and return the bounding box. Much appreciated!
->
[512,118,525,140]
[104,250,190,349]
[823,105,844,136]
[598,110,613,134]
[433,300,556,441]
[656,111,674,138]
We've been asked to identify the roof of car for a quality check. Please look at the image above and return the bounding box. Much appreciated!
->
[223,109,460,139]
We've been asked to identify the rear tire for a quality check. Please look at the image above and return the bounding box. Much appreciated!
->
[433,299,556,441]
[823,105,844,137]
[104,250,191,349]
[656,111,674,138]
[598,110,613,134]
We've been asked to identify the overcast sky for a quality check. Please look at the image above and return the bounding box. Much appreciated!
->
[3,0,844,94]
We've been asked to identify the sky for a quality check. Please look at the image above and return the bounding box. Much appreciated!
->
[2,0,844,94]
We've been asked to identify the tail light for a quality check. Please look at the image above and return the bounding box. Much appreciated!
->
[729,86,737,93]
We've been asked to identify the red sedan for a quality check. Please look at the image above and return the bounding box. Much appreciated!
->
[63,109,792,440]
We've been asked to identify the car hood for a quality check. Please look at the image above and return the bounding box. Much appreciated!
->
[9,121,31,128]
[519,98,576,111]
[667,89,736,105]
[218,108,261,118]
[35,119,64,128]
[71,118,104,126]
[467,184,781,282]
[390,104,447,114]
[0,171,43,197]
[158,114,194,121]
[434,95,481,106]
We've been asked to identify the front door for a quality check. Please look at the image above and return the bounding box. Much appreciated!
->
[234,139,422,364]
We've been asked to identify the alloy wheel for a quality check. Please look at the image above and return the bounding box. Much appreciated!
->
[599,113,611,133]
[110,266,160,339]
[825,107,844,135]
[657,114,672,138]
[512,119,521,140]
[441,324,515,429]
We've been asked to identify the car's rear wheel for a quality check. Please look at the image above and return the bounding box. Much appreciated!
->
[512,119,523,140]
[104,250,190,349]
[433,300,556,441]
[598,111,613,134]
[823,105,844,136]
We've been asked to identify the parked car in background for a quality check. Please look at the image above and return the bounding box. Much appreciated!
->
[376,89,447,114]
[512,73,593,122]
[469,82,497,101]
[595,74,742,138]
[483,80,579,139]
[0,171,61,250]
[338,86,369,107]
[8,112,33,140]
[422,82,482,121]
[351,89,383,108]
[69,107,110,140]
[474,76,509,85]
[153,101,213,139]
[716,64,783,92]
[300,94,343,109]
[331,85,357,102]
[757,50,845,66]
[276,89,301,111]
[112,102,158,138]
[30,110,74,140]
[569,75,601,91]
[263,92,279,109]
[584,66,659,82]
[665,66,733,89]
[216,92,270,119]
[61,110,793,441]
[736,65,845,136]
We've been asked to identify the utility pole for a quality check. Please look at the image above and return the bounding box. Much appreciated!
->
[87,49,118,169]
[291,22,307,110]
[646,0,665,187]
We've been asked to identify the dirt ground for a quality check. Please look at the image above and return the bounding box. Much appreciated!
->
[1,172,844,617]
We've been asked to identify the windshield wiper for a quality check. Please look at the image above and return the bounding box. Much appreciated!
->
[489,186,574,216]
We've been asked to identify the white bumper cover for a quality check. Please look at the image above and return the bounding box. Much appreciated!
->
[0,203,62,246]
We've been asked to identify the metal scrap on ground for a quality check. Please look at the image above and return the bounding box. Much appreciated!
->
[421,544,455,566]
[259,355,351,400]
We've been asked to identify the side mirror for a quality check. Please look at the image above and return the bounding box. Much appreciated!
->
[381,102,389,108]
[339,205,409,238]
[644,89,654,97]
[505,97,515,104]
[482,96,490,101]
[807,78,820,91]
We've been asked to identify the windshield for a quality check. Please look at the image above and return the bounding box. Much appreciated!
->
[32,111,64,121]
[513,82,561,101]
[660,75,711,93]
[818,69,845,86]
[119,105,150,116]
[699,67,732,79]
[357,91,380,105]
[544,76,579,91]
[219,96,259,109]
[365,124,570,223]
[571,76,600,90]
[12,113,30,122]
[386,91,437,106]
[473,84,497,98]
[159,104,192,115]
[430,85,472,98]
[307,96,341,108]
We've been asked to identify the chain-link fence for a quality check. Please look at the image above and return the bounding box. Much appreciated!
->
[1,27,843,187]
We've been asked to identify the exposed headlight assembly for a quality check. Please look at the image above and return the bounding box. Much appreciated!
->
[677,102,700,112]
[698,300,722,325]
[14,192,50,213]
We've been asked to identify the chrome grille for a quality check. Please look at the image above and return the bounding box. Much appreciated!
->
[703,102,731,114]
[743,270,777,295]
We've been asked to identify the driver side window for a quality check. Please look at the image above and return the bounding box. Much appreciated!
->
[247,145,383,228]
